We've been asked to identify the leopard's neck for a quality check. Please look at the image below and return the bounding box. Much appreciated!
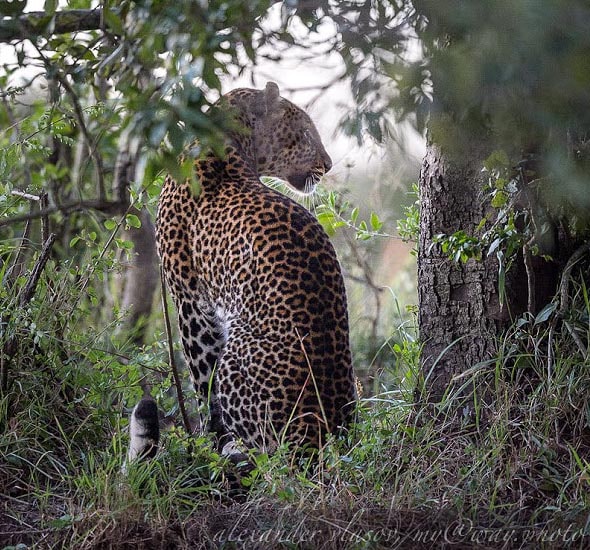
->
[185,110,261,190]
[194,139,259,189]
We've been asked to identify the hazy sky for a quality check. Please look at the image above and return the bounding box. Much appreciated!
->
[224,3,424,181]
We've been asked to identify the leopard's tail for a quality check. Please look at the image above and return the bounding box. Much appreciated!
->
[122,397,159,473]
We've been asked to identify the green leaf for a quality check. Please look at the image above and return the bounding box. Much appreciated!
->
[317,211,336,236]
[104,219,117,231]
[328,191,336,210]
[491,190,508,208]
[370,211,383,231]
[69,236,81,248]
[125,214,141,228]
[44,0,57,14]
[103,7,125,36]
[115,238,134,250]
[494,177,508,190]
[190,177,201,198]
[534,302,557,325]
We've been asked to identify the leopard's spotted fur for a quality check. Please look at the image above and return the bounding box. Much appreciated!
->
[147,82,356,458]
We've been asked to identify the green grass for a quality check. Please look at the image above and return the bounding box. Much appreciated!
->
[3,324,589,549]
[1,256,590,549]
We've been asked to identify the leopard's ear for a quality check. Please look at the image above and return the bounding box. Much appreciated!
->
[264,81,281,112]
[253,82,281,117]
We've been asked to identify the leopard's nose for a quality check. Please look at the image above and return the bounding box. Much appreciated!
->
[323,155,333,174]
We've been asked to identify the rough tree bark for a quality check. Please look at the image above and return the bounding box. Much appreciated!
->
[417,135,572,403]
[113,135,159,346]
[418,141,506,402]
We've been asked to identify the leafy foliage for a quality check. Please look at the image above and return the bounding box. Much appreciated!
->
[395,183,419,252]
[2,0,590,546]
[278,1,590,219]
[316,189,388,241]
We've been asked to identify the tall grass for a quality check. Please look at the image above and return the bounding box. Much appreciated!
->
[1,241,589,548]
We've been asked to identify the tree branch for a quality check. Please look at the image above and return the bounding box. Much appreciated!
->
[0,199,123,228]
[0,9,106,43]
[55,72,107,201]
[19,233,56,307]
[2,232,57,392]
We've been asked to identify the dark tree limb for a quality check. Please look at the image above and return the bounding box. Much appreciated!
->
[1,232,57,392]
[0,199,124,228]
[0,10,106,43]
[19,233,56,307]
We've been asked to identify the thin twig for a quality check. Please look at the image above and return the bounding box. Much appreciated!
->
[53,72,107,201]
[11,190,40,201]
[2,233,57,392]
[19,233,56,307]
[67,202,134,316]
[39,191,50,244]
[7,204,33,287]
[342,229,383,378]
[29,41,107,203]
[523,245,535,314]
[160,265,192,436]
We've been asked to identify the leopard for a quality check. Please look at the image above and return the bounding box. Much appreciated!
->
[128,82,356,465]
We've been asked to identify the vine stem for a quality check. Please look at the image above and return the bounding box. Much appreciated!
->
[160,266,192,437]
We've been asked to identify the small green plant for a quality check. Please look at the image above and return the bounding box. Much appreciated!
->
[430,150,554,268]
[315,189,389,241]
[427,151,565,309]
[431,229,482,263]
[396,182,420,253]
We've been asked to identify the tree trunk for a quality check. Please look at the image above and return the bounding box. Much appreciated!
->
[119,207,159,346]
[417,142,505,402]
[113,133,159,346]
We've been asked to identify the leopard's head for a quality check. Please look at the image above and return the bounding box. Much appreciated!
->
[224,82,332,194]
